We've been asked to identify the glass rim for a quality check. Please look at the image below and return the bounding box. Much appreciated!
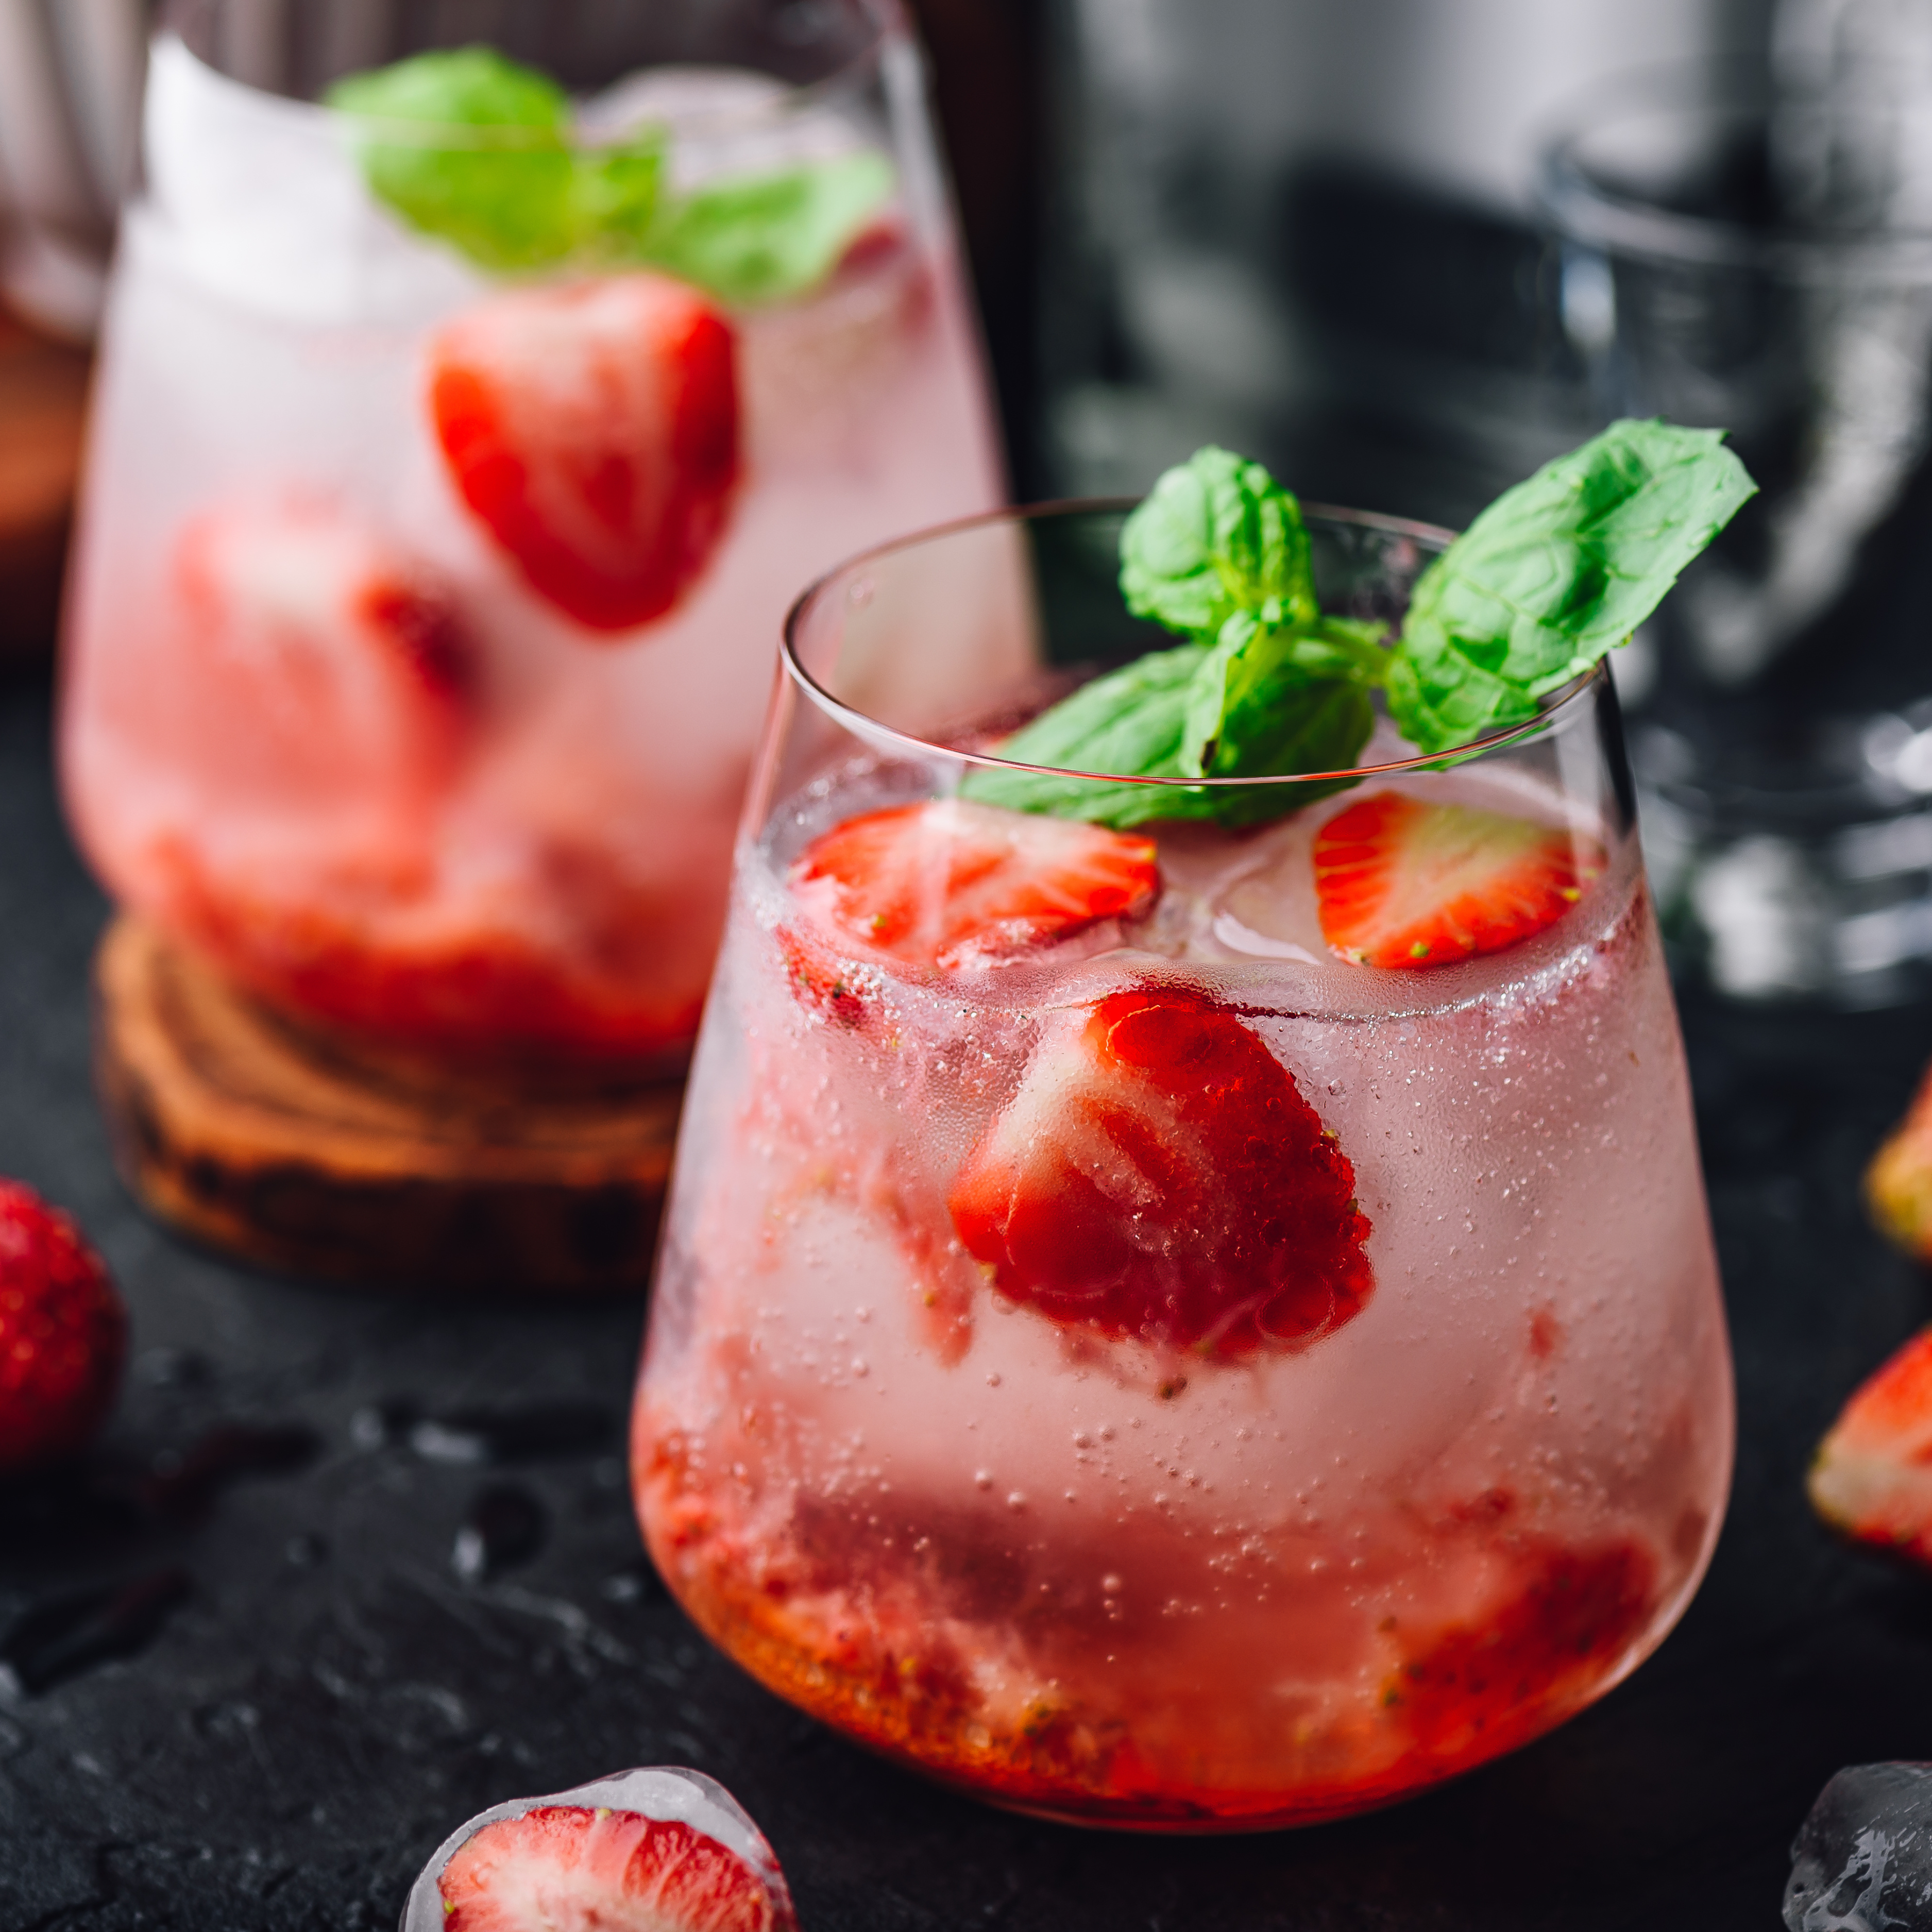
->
[1536,58,1932,272]
[154,0,906,148]
[779,497,1612,793]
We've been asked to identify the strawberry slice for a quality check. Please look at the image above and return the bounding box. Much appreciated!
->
[1313,791,1603,969]
[173,498,474,802]
[788,799,1160,973]
[947,984,1372,1360]
[429,273,739,633]
[1810,1329,1932,1566]
[425,1772,798,1932]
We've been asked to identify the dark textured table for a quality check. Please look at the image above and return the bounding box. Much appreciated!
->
[6,662,1932,1932]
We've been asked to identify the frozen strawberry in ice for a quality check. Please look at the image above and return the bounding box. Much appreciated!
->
[0,1180,126,1475]
[1810,1328,1932,1565]
[787,798,1159,973]
[172,497,475,807]
[429,272,740,633]
[402,1767,798,1932]
[1313,791,1602,968]
[948,983,1372,1360]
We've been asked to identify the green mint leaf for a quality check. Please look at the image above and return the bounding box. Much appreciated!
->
[960,647,1204,827]
[328,48,584,273]
[571,143,665,257]
[1181,612,1385,777]
[1387,417,1756,754]
[959,639,1363,832]
[1120,447,1321,639]
[331,49,886,301]
[639,150,895,306]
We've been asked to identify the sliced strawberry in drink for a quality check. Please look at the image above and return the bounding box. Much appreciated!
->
[174,498,474,802]
[429,273,740,633]
[1313,790,1603,969]
[1810,1329,1932,1566]
[788,799,1160,973]
[948,984,1372,1360]
[416,1769,797,1932]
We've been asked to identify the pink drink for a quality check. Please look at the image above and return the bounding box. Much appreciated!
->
[633,507,1734,1828]
[60,23,1001,1070]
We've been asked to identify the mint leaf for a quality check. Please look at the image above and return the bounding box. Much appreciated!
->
[1387,418,1756,754]
[1181,612,1385,777]
[641,151,895,306]
[960,647,1204,827]
[331,49,891,302]
[328,48,586,274]
[1120,447,1320,638]
[959,640,1365,831]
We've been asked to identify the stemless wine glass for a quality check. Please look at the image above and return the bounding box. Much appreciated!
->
[632,502,1736,1829]
[60,0,1003,1078]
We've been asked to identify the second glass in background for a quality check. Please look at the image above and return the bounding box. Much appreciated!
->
[1543,57,1932,1004]
[60,0,1002,1077]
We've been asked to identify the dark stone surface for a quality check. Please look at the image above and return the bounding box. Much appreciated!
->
[7,660,1932,1930]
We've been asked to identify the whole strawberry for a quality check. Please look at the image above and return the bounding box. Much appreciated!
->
[0,1181,126,1473]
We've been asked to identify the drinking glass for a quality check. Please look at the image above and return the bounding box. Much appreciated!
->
[632,502,1735,1829]
[60,0,1002,1076]
[1541,67,1932,1004]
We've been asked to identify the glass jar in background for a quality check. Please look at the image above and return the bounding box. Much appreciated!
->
[1037,0,1768,524]
[1541,64,1932,1005]
[633,501,1734,1828]
[61,0,1003,1078]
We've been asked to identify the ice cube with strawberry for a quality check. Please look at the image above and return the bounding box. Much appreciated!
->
[428,272,740,634]
[404,1766,798,1932]
[168,496,476,814]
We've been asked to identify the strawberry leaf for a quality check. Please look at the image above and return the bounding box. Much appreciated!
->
[1387,418,1757,754]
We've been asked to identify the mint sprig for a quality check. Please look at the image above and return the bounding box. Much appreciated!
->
[961,422,1754,829]
[327,48,894,304]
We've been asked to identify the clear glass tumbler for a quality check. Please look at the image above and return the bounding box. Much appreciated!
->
[1541,66,1932,1005]
[632,502,1736,1829]
[60,0,1002,1074]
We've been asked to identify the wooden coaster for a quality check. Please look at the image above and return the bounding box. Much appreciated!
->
[93,916,686,1292]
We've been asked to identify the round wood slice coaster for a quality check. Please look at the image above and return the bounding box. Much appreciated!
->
[92,916,685,1292]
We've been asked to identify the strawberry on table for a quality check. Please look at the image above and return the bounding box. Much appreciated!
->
[0,1180,126,1475]
[948,984,1372,1360]
[409,1767,797,1932]
[787,798,1159,974]
[429,272,740,633]
[1867,1063,1932,1262]
[1313,790,1603,969]
[1810,1329,1932,1566]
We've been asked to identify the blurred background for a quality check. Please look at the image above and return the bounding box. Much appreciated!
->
[22,0,1932,1007]
[2,0,1783,551]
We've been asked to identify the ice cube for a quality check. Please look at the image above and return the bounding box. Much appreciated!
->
[1785,1762,1932,1931]
[574,64,864,191]
[140,33,482,324]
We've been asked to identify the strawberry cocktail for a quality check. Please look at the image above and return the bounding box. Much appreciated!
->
[635,430,1749,1827]
[61,1,999,1070]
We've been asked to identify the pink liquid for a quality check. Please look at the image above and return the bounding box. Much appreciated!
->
[60,45,1002,1067]
[634,767,1734,1826]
